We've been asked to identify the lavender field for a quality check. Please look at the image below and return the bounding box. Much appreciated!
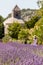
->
[0,42,43,65]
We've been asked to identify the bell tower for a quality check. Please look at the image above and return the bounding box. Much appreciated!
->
[12,5,21,19]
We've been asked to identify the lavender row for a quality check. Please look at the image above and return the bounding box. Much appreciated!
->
[0,42,43,65]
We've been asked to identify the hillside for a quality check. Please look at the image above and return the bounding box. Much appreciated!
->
[21,9,36,21]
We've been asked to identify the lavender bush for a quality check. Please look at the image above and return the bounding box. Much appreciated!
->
[0,42,43,65]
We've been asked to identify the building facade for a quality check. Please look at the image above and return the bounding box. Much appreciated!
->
[3,5,24,34]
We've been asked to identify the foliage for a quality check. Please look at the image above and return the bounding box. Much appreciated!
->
[40,8,43,16]
[37,0,43,16]
[36,6,43,17]
[35,17,43,26]
[18,29,30,44]
[0,15,4,39]
[25,15,40,29]
[0,15,4,22]
[5,13,11,20]
[37,0,43,8]
[31,17,43,44]
[8,22,21,39]
[2,34,12,43]
[0,22,4,39]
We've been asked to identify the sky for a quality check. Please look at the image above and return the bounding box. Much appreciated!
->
[0,0,38,18]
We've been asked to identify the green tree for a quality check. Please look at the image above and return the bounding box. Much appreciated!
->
[0,22,4,39]
[8,22,21,39]
[0,15,4,23]
[2,34,12,43]
[25,15,40,29]
[37,0,43,8]
[37,0,43,16]
[18,29,30,44]
[32,17,43,44]
[0,15,4,39]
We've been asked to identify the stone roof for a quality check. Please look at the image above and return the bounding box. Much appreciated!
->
[3,17,24,26]
[13,5,20,11]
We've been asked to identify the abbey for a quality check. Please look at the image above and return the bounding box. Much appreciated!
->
[12,5,21,19]
[3,5,24,34]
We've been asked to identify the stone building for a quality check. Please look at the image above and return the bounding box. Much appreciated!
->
[12,5,21,19]
[3,5,24,34]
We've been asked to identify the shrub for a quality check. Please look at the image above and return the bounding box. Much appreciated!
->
[8,22,21,39]
[0,15,4,39]
[18,29,30,44]
[25,15,40,29]
[2,35,12,43]
[31,17,43,44]
[0,22,4,39]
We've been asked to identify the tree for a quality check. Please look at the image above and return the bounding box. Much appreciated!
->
[8,22,21,39]
[25,15,40,29]
[0,16,4,23]
[0,15,4,39]
[18,29,30,44]
[32,17,43,44]
[0,22,4,39]
[37,0,43,8]
[37,0,43,16]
